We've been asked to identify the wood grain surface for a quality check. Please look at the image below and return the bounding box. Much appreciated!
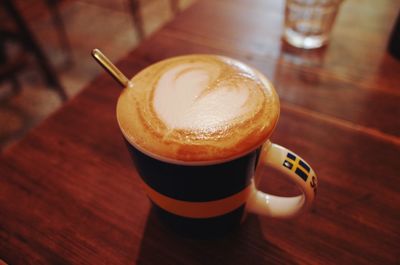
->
[1,0,399,264]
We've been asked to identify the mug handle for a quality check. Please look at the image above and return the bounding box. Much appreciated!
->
[246,141,318,218]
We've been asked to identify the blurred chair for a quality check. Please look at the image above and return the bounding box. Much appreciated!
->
[44,0,73,67]
[170,0,180,14]
[0,33,26,95]
[129,0,180,40]
[0,0,67,100]
[129,0,145,40]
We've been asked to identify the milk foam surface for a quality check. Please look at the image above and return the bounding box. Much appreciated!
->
[154,63,251,130]
[116,55,280,164]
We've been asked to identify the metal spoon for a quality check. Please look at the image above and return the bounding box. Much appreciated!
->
[91,48,130,88]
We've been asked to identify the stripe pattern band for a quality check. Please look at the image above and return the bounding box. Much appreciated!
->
[140,179,252,219]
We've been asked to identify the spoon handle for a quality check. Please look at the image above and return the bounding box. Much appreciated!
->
[92,48,130,88]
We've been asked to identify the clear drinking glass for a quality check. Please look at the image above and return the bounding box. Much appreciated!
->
[284,0,343,49]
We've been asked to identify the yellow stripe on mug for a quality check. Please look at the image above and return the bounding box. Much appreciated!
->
[140,179,252,219]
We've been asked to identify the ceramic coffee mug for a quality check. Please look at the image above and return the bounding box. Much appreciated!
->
[116,55,317,236]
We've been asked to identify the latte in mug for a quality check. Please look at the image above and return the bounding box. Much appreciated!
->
[117,54,280,164]
[112,54,316,236]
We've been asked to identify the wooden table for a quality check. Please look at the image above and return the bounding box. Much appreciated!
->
[1,0,399,264]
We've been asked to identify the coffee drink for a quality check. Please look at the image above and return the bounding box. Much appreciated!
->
[114,55,316,236]
[116,55,280,163]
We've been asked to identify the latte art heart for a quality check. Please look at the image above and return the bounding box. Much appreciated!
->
[153,63,252,131]
[117,55,280,163]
